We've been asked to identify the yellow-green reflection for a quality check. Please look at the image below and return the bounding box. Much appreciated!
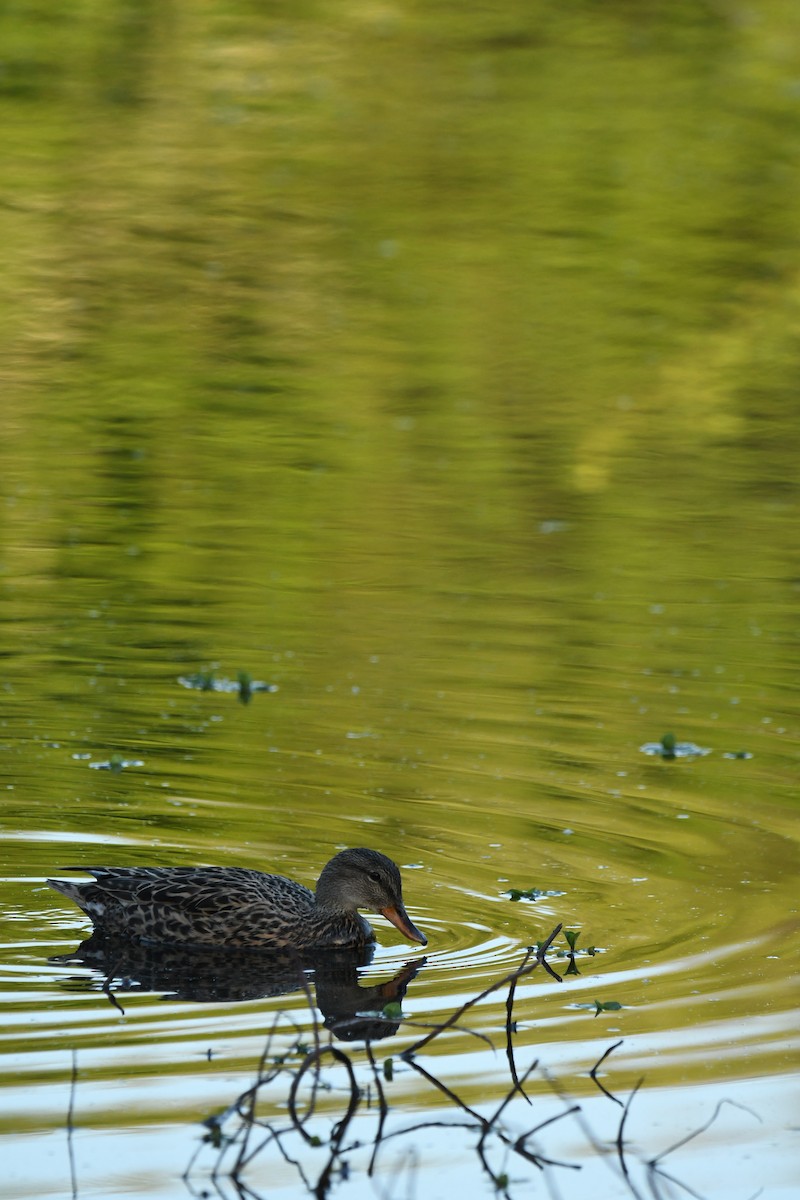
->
[0,3,798,1197]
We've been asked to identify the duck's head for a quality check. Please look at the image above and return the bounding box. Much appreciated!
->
[316,847,427,946]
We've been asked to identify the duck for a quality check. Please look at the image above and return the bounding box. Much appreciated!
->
[47,847,427,951]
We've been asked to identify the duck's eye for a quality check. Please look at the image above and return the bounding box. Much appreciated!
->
[368,871,381,882]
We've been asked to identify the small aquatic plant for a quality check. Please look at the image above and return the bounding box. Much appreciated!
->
[178,670,278,703]
[504,885,565,902]
[574,998,623,1017]
[88,753,145,772]
[639,732,711,760]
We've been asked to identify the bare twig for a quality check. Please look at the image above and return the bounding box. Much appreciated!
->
[536,928,565,984]
[616,1077,644,1185]
[542,1064,648,1200]
[650,1097,761,1167]
[589,1038,624,1106]
[402,1057,487,1127]
[648,1164,705,1200]
[364,1041,389,1176]
[505,946,535,1103]
[286,1041,362,1200]
[487,1057,539,1142]
[306,1048,360,1199]
[646,1098,763,1200]
[514,1102,584,1163]
[101,960,126,1015]
[179,930,764,1200]
[66,1049,78,1200]
[330,1014,494,1049]
[373,1146,419,1200]
[402,925,562,1058]
[476,1058,542,1190]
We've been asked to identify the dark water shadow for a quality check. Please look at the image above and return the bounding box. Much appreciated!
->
[50,935,425,1040]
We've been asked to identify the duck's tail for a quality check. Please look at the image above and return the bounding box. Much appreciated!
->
[47,877,91,911]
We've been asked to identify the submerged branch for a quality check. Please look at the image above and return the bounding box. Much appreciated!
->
[66,1049,78,1200]
[402,923,562,1058]
[179,934,754,1200]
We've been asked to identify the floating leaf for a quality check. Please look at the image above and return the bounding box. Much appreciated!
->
[574,999,624,1017]
[89,754,144,772]
[179,671,277,699]
[594,1000,622,1016]
[504,885,564,902]
[204,1125,224,1149]
[201,1110,228,1149]
[640,735,711,760]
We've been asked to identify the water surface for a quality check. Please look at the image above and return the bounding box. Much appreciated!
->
[1,2,798,1198]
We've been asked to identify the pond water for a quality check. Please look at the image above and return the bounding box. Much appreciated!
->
[1,3,798,1199]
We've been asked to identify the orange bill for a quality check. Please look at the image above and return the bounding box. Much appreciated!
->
[381,903,427,946]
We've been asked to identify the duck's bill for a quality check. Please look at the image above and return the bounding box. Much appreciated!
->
[381,904,427,946]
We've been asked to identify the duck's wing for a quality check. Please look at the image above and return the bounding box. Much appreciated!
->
[47,868,318,945]
[50,866,309,911]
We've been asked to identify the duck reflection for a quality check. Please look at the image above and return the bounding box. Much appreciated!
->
[50,935,424,1040]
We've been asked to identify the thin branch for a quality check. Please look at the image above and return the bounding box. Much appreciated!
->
[589,1039,624,1106]
[647,1164,705,1200]
[488,1057,540,1136]
[402,925,562,1058]
[616,1077,644,1183]
[330,1014,494,1050]
[402,1057,488,1129]
[311,1049,361,1199]
[269,1124,313,1192]
[66,1049,78,1200]
[514,1103,583,1155]
[287,1046,360,1150]
[364,1041,389,1176]
[505,946,535,1103]
[101,966,126,1015]
[367,1117,478,1146]
[650,1098,761,1166]
[645,1098,764,1200]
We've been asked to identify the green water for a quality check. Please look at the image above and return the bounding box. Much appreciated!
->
[1,3,798,1198]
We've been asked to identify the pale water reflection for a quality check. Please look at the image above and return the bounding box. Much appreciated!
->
[2,0,799,1197]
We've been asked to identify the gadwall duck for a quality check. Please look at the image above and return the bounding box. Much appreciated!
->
[47,847,427,950]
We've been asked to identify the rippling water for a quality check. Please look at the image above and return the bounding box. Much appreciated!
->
[5,576,799,1200]
[6,665,798,1198]
[2,1,800,1197]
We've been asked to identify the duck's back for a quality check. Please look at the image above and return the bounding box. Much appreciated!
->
[48,866,326,949]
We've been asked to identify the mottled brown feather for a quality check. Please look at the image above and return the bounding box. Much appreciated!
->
[48,848,427,950]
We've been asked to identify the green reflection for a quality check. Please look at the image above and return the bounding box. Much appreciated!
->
[0,4,798,1185]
